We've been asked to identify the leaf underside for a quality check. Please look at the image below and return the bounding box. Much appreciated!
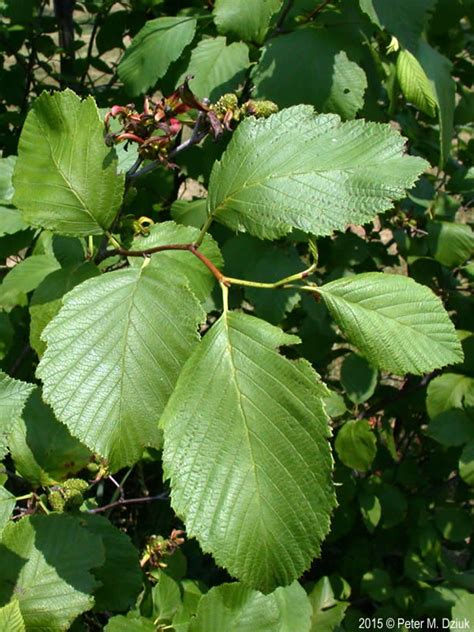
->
[162,311,335,593]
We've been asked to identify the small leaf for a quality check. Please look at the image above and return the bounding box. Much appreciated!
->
[0,372,35,459]
[118,17,197,95]
[361,568,393,602]
[307,577,348,632]
[79,513,142,612]
[0,156,16,203]
[0,487,15,535]
[318,272,463,375]
[434,507,472,542]
[0,514,104,630]
[178,37,250,101]
[340,353,378,404]
[153,572,182,622]
[213,0,282,44]
[208,106,427,239]
[131,221,223,302]
[426,373,474,419]
[427,220,474,268]
[0,254,60,311]
[38,265,205,471]
[335,420,377,472]
[452,592,474,624]
[358,488,382,533]
[163,312,335,592]
[0,601,25,632]
[13,90,124,236]
[427,409,474,447]
[8,388,92,486]
[105,613,156,631]
[396,49,437,117]
[189,582,312,632]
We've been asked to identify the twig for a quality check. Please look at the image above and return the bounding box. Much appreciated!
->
[301,0,334,23]
[10,344,32,376]
[88,492,169,514]
[272,0,296,35]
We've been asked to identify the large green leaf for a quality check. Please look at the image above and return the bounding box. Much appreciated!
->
[0,601,25,632]
[38,264,205,470]
[79,513,142,612]
[207,106,427,239]
[118,17,197,95]
[317,272,463,375]
[13,90,124,236]
[253,29,367,119]
[396,49,437,118]
[162,311,335,592]
[29,262,100,357]
[178,37,249,101]
[359,0,436,51]
[8,388,92,486]
[0,372,34,459]
[189,582,312,632]
[131,221,223,302]
[0,514,104,630]
[213,0,282,44]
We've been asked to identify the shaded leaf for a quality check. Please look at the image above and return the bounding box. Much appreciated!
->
[162,311,335,592]
[0,372,35,459]
[0,254,60,311]
[318,272,463,375]
[427,409,474,447]
[460,441,474,486]
[335,420,377,472]
[189,582,311,632]
[253,30,367,119]
[208,106,427,239]
[213,0,282,44]
[0,514,104,630]
[118,17,197,95]
[131,221,223,302]
[179,37,249,101]
[0,487,15,535]
[340,353,378,404]
[38,265,205,471]
[13,90,124,236]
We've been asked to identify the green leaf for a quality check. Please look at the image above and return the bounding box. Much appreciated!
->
[0,486,15,534]
[29,262,100,357]
[0,514,104,630]
[0,372,35,459]
[0,156,16,203]
[105,613,156,631]
[318,272,463,375]
[0,254,60,310]
[427,221,474,268]
[452,592,474,624]
[416,41,455,166]
[171,199,208,229]
[307,577,348,632]
[427,409,474,447]
[189,582,312,632]
[13,90,124,236]
[179,37,249,101]
[79,513,142,612]
[213,0,282,44]
[131,221,223,302]
[335,420,377,472]
[162,311,335,592]
[244,245,304,324]
[153,571,182,622]
[38,264,205,471]
[0,207,28,237]
[359,0,436,51]
[396,49,437,117]
[434,507,472,542]
[208,106,427,239]
[253,30,367,119]
[340,353,378,404]
[0,601,25,632]
[426,373,474,419]
[358,488,382,533]
[118,17,197,95]
[8,388,92,486]
[460,441,474,486]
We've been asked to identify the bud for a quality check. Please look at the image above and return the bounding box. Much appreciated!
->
[241,99,278,118]
[48,478,88,512]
